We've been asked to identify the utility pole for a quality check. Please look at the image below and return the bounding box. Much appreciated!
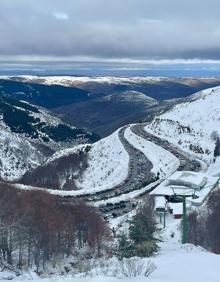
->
[163,202,168,229]
[163,208,166,229]
[182,196,187,244]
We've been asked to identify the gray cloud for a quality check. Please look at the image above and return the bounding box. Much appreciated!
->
[0,0,220,62]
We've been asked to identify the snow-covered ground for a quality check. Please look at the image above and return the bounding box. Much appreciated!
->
[57,129,129,193]
[6,241,220,282]
[124,126,179,178]
[1,81,220,282]
[0,125,46,181]
[145,86,220,163]
[76,129,129,191]
[206,157,220,178]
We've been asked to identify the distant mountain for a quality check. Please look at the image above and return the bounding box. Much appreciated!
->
[0,97,98,181]
[53,90,171,137]
[0,79,90,108]
[7,75,220,100]
[3,76,220,137]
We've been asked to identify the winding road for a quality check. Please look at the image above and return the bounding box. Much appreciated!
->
[62,123,202,217]
[131,124,201,172]
[68,126,156,200]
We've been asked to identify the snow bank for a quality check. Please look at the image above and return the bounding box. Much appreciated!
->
[94,180,161,206]
[207,157,220,177]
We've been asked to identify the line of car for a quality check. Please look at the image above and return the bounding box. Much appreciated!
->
[131,125,201,172]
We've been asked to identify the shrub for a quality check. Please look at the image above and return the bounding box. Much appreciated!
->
[118,257,157,277]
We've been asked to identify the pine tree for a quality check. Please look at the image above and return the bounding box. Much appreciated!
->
[214,137,220,157]
[117,196,158,258]
[129,213,158,257]
[129,213,156,244]
[117,233,133,259]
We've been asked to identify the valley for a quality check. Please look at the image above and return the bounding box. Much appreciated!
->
[0,76,219,281]
[0,78,217,217]
[2,76,220,137]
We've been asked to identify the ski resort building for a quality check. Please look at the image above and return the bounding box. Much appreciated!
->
[153,171,219,220]
[168,171,207,190]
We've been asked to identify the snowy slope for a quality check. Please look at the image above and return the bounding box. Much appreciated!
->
[0,125,45,181]
[0,96,95,149]
[21,129,129,193]
[76,129,129,191]
[0,97,97,181]
[145,86,220,163]
[6,243,220,282]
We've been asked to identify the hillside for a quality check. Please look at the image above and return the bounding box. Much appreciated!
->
[21,129,129,191]
[0,96,98,147]
[0,97,98,181]
[19,86,220,194]
[146,87,220,163]
[15,86,220,197]
[0,126,46,181]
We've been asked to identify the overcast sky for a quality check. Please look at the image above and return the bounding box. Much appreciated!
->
[0,0,220,67]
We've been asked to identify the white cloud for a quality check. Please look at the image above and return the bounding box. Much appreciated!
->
[53,12,69,20]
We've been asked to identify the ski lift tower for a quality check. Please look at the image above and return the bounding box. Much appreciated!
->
[164,190,199,244]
